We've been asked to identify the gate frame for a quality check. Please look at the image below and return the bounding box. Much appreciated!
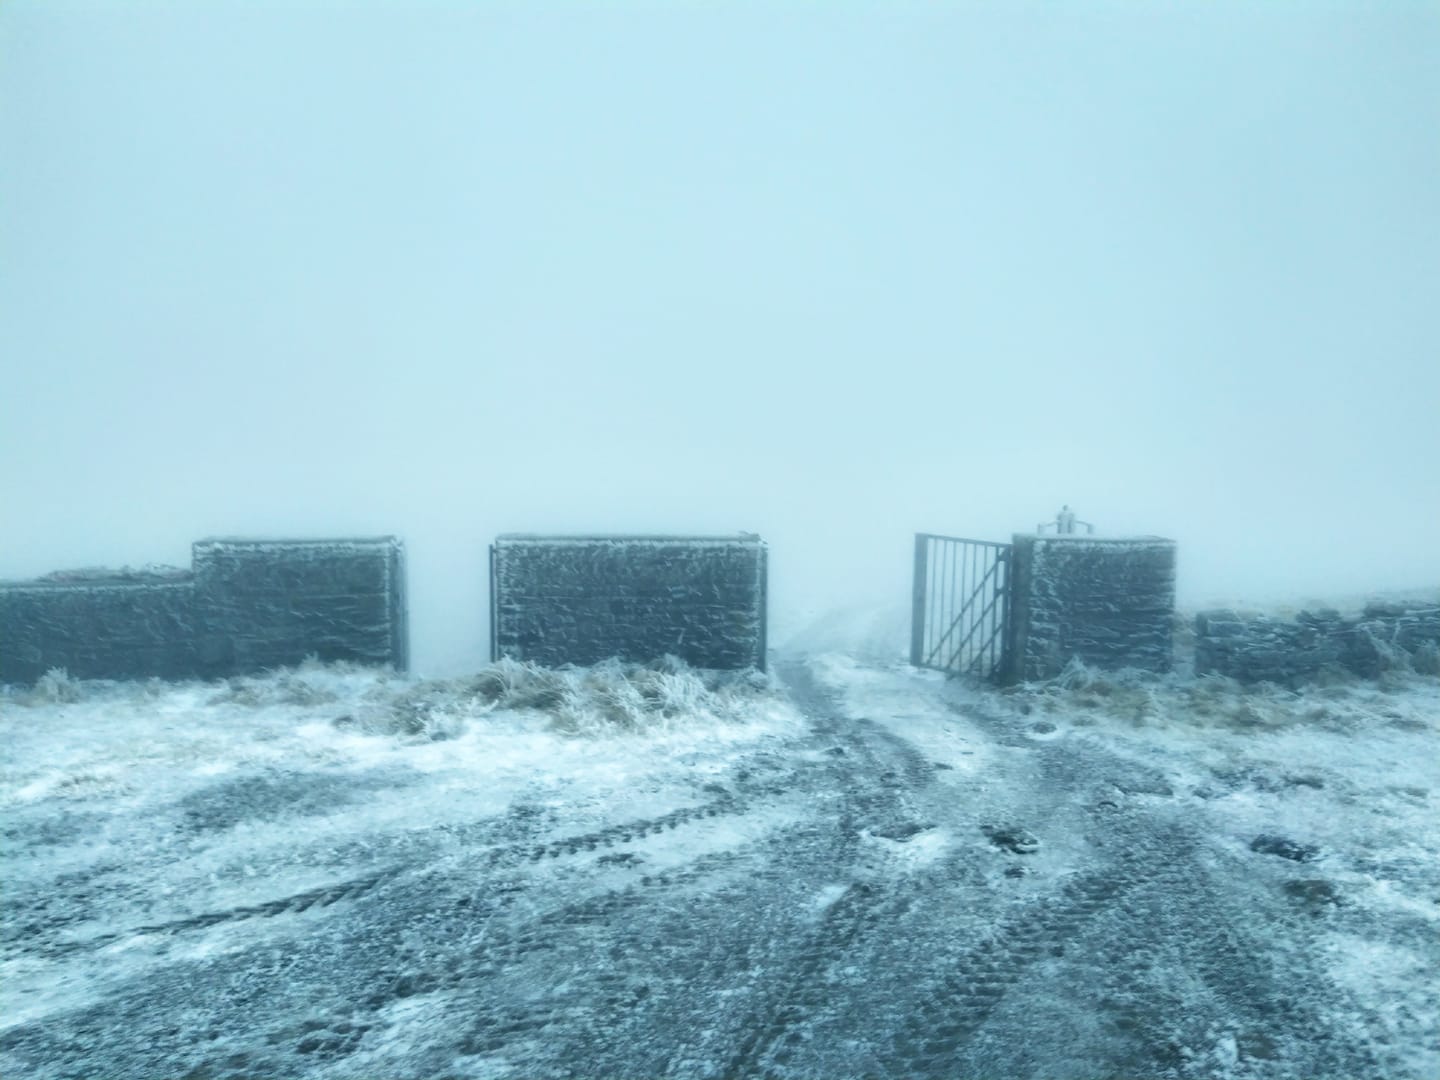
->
[910,533,1014,682]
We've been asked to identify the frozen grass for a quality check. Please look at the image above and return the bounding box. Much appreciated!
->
[207,672,344,708]
[367,656,777,739]
[2,656,778,745]
[996,656,1439,735]
[27,668,85,705]
[1413,640,1440,676]
[0,658,785,771]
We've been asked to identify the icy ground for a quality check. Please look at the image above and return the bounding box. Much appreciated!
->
[2,652,1437,1079]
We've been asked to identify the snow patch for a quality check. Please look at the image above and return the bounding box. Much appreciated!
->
[808,653,991,775]
[809,883,850,913]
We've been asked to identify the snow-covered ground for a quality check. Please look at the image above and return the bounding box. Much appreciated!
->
[2,646,1437,1078]
[818,654,1440,1077]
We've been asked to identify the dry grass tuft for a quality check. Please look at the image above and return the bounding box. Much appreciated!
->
[207,673,341,708]
[332,656,775,741]
[30,668,84,705]
[1412,641,1440,676]
[996,658,1434,734]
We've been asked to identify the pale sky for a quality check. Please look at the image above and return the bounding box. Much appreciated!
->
[3,1,1437,673]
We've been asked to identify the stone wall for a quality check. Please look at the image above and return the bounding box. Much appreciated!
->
[1005,535,1177,681]
[193,539,408,676]
[490,535,767,670]
[1194,599,1440,684]
[0,574,199,684]
[0,537,407,685]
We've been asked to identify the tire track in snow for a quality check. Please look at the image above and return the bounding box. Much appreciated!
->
[8,784,787,965]
[861,692,1386,1080]
[10,871,395,960]
[701,658,940,1080]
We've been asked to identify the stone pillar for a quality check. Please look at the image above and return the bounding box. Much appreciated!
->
[1004,535,1176,681]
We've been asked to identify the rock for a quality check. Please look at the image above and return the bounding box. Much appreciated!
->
[1110,773,1174,797]
[1283,878,1341,909]
[871,822,930,842]
[1236,1031,1279,1061]
[1250,835,1320,862]
[598,852,643,867]
[981,824,1040,854]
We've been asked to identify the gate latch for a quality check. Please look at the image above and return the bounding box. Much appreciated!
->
[1037,505,1094,535]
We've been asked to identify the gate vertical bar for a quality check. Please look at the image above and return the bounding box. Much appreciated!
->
[985,548,996,675]
[928,540,938,662]
[1001,548,1011,675]
[991,547,1000,677]
[935,540,944,660]
[957,541,967,666]
[971,544,981,672]
[945,540,954,662]
[910,534,928,667]
[488,543,498,663]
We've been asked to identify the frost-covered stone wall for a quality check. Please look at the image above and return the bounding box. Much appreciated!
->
[193,539,408,676]
[1005,535,1177,681]
[1194,600,1440,684]
[490,535,767,670]
[0,574,199,684]
[0,538,407,684]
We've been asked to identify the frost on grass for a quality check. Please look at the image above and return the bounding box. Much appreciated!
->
[3,655,776,745]
[30,668,84,705]
[998,655,1440,735]
[356,656,777,739]
[1411,640,1440,676]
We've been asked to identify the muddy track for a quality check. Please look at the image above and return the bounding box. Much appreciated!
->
[383,657,941,1078]
[702,659,940,1079]
[484,785,784,868]
[0,807,801,1079]
[712,665,1385,1080]
[872,699,1384,1080]
[10,871,396,961]
[2,659,1409,1080]
[880,822,1194,1075]
[5,771,798,966]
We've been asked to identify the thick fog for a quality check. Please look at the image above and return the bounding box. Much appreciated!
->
[2,2,1437,675]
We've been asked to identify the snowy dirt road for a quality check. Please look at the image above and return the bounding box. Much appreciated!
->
[2,655,1436,1079]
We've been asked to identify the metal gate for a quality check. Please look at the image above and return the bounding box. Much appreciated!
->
[910,533,1012,680]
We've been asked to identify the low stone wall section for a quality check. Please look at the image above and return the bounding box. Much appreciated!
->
[1194,600,1440,684]
[490,534,767,670]
[0,576,199,684]
[0,537,407,685]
